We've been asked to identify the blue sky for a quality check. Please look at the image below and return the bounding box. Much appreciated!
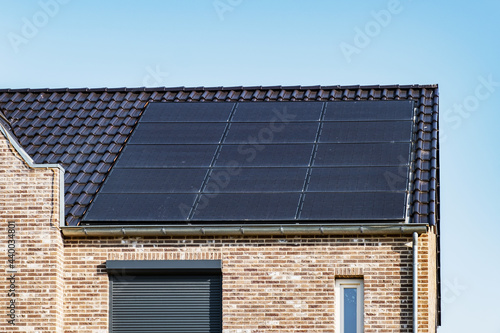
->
[1,0,499,331]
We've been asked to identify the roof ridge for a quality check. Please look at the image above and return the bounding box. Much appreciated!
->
[0,84,439,93]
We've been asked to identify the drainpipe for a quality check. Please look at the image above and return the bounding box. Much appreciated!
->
[413,231,418,333]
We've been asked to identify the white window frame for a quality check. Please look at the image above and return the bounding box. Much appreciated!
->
[335,279,364,333]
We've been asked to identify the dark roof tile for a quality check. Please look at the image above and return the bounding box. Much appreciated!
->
[30,134,48,146]
[94,101,107,111]
[65,192,78,206]
[38,143,53,155]
[80,162,97,174]
[59,153,75,164]
[75,193,91,206]
[68,101,83,111]
[30,102,44,111]
[111,134,127,144]
[123,116,138,127]
[74,153,91,164]
[96,162,111,174]
[23,126,39,137]
[67,182,85,195]
[52,143,68,155]
[11,92,25,102]
[63,162,81,175]
[98,134,113,144]
[83,183,99,195]
[104,125,119,136]
[74,172,91,184]
[67,205,86,220]
[101,152,117,164]
[80,143,96,154]
[89,171,105,184]
[88,151,103,162]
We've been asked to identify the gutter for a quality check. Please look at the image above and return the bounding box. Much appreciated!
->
[61,223,428,237]
[0,123,65,228]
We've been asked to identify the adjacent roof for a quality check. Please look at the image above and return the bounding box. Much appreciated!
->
[0,85,439,226]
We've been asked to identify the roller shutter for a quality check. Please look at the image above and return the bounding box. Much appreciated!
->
[108,260,222,333]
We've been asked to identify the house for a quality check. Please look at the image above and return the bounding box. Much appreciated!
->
[0,85,440,333]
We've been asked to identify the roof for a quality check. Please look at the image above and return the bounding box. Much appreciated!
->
[0,85,439,226]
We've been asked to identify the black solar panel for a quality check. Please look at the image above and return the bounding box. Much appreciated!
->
[131,123,226,144]
[319,121,412,143]
[83,100,415,224]
[83,193,197,221]
[215,144,314,167]
[324,100,413,121]
[307,166,409,192]
[299,192,407,220]
[204,167,307,193]
[224,122,319,143]
[100,168,207,193]
[232,102,323,122]
[314,143,411,166]
[191,193,301,221]
[141,102,234,122]
[116,145,218,168]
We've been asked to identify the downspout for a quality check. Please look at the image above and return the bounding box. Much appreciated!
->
[413,231,418,333]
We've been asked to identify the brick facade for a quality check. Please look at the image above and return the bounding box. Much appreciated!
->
[0,128,64,332]
[1,124,438,332]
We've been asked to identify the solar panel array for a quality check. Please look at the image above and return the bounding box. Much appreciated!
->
[83,100,414,224]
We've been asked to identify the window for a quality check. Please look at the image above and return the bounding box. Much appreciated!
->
[107,260,222,333]
[336,279,364,333]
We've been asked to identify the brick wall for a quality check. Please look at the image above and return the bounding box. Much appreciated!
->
[0,129,64,332]
[419,229,438,331]
[62,234,436,333]
[1,130,437,333]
